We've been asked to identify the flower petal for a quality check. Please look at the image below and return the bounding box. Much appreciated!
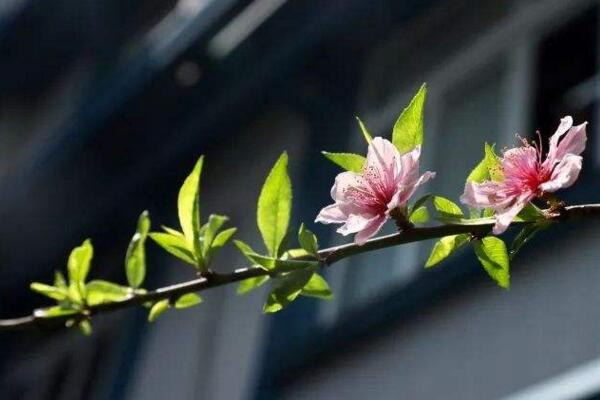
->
[354,215,387,245]
[336,213,374,236]
[330,171,363,201]
[460,181,504,208]
[492,193,533,235]
[315,204,347,224]
[538,154,582,193]
[555,122,587,160]
[546,116,573,164]
[387,170,435,210]
[365,137,399,189]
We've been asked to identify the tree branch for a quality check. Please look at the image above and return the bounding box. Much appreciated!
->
[2,203,599,332]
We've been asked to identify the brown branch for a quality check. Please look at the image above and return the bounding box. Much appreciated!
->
[1,203,599,332]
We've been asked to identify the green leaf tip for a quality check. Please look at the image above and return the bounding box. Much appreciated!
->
[393,83,427,153]
[257,152,292,258]
[125,211,151,288]
[321,151,366,173]
[473,236,510,289]
[67,239,94,302]
[298,223,319,255]
[355,116,373,143]
[178,156,204,266]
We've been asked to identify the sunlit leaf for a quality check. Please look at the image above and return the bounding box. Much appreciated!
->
[510,221,549,259]
[473,236,510,289]
[263,269,314,313]
[234,240,258,263]
[425,234,469,268]
[298,223,319,255]
[148,299,170,322]
[125,211,150,288]
[237,276,270,295]
[67,239,94,300]
[211,228,237,251]
[433,196,463,218]
[301,273,333,300]
[86,280,131,306]
[202,214,228,258]
[150,232,196,266]
[356,116,373,143]
[174,293,202,309]
[321,152,366,173]
[178,156,204,262]
[30,283,67,301]
[409,206,429,224]
[517,203,545,222]
[257,152,292,257]
[392,83,426,153]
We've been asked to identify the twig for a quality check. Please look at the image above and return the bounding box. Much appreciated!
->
[1,203,599,332]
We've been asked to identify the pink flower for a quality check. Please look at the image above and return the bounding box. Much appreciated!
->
[315,137,435,245]
[461,116,587,234]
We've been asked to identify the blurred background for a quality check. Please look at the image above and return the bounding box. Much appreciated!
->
[1,0,600,399]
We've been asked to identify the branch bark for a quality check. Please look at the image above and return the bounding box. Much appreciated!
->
[1,203,599,332]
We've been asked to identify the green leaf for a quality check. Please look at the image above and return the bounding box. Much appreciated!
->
[433,196,464,218]
[257,152,292,257]
[30,283,67,301]
[264,269,314,313]
[125,211,151,288]
[150,232,196,266]
[473,236,510,289]
[301,273,333,300]
[245,253,319,272]
[298,223,319,255]
[148,299,170,322]
[211,228,237,251]
[54,271,67,291]
[510,222,548,259]
[356,116,373,143]
[234,240,258,263]
[34,306,79,319]
[162,226,185,237]
[79,320,92,336]
[409,206,429,224]
[67,239,94,300]
[425,234,469,268]
[410,194,431,214]
[202,214,229,258]
[282,248,312,260]
[174,293,202,309]
[436,215,496,225]
[178,156,204,261]
[392,83,427,153]
[85,280,131,306]
[517,203,545,222]
[321,152,366,173]
[237,276,270,295]
[466,143,502,183]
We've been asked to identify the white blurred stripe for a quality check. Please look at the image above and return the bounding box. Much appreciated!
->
[503,357,600,400]
[207,0,287,59]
